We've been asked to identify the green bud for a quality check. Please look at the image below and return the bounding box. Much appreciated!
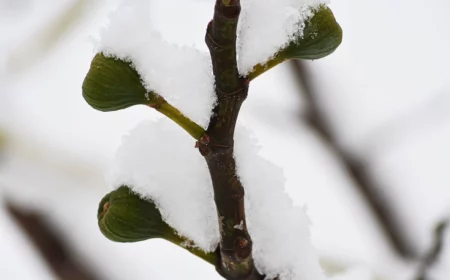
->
[98,186,220,266]
[247,6,342,80]
[82,53,158,112]
[281,6,342,60]
[98,186,174,242]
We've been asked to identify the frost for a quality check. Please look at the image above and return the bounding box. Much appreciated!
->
[98,0,215,127]
[111,119,325,280]
[237,0,329,75]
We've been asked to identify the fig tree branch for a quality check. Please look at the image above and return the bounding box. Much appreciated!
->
[197,1,262,279]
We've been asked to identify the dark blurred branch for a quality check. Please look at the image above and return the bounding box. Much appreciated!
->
[416,220,448,280]
[289,60,417,259]
[6,201,100,280]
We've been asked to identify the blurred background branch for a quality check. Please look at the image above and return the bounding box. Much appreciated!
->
[6,201,101,280]
[289,60,416,259]
[6,0,98,75]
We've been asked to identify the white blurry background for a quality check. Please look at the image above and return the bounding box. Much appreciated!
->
[0,0,449,279]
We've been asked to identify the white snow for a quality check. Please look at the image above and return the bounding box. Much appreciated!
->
[111,119,219,251]
[237,0,329,75]
[111,118,325,280]
[0,142,222,280]
[4,0,450,280]
[234,220,244,230]
[98,0,330,127]
[235,126,325,280]
[98,0,216,128]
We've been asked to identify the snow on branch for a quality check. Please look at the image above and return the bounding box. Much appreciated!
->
[110,119,219,251]
[99,1,337,278]
[234,126,325,280]
[98,0,215,128]
[237,0,329,75]
[111,119,325,280]
[97,0,332,126]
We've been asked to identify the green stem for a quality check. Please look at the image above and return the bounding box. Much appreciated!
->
[150,96,206,140]
[166,235,220,267]
[246,55,285,81]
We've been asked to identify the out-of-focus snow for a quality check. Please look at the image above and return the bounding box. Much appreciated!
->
[99,0,215,127]
[112,119,325,280]
[237,0,328,75]
[329,267,374,280]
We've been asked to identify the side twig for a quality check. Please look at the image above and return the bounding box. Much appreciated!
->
[416,220,448,280]
[149,95,206,140]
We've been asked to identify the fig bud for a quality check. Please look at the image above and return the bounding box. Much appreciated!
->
[98,186,220,266]
[281,6,342,60]
[98,186,174,242]
[82,53,157,112]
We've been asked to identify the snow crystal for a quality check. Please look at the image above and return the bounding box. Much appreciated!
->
[237,0,329,75]
[111,118,325,280]
[98,0,215,128]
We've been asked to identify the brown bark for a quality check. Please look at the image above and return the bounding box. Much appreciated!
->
[198,1,262,279]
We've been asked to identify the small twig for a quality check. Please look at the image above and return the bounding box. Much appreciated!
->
[149,95,206,140]
[247,55,285,81]
[290,60,417,259]
[416,220,448,280]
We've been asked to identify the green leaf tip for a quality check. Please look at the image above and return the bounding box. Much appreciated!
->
[98,186,173,243]
[82,53,157,112]
[282,6,343,60]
